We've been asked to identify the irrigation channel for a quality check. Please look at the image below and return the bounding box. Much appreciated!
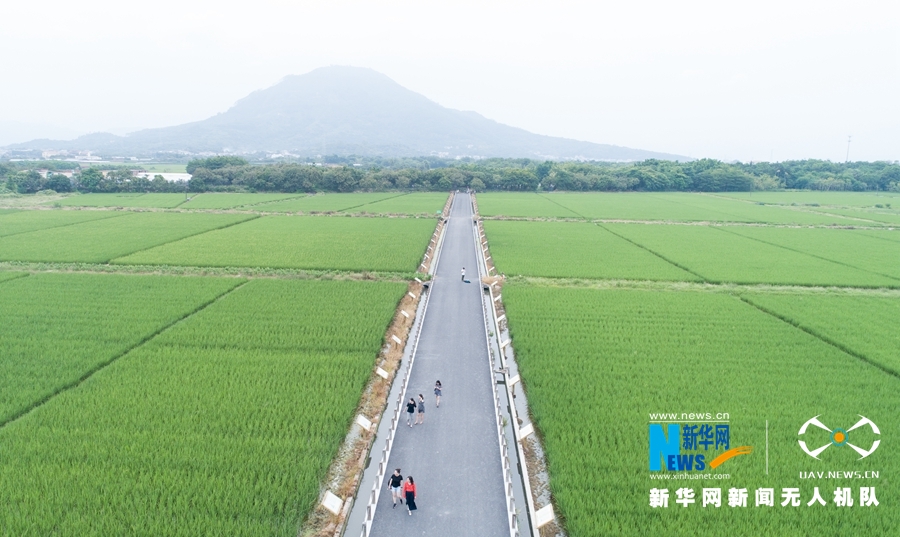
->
[347,192,522,536]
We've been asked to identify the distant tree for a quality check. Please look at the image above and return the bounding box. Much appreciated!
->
[497,168,539,191]
[45,174,72,192]
[77,168,103,192]
[693,167,753,191]
[535,161,553,180]
[186,156,249,174]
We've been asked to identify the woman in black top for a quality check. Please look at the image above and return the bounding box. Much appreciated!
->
[387,469,404,508]
[406,398,416,427]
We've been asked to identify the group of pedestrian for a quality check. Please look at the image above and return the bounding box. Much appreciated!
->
[394,380,442,518]
[405,380,442,426]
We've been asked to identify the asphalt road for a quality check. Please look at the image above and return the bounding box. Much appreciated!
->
[369,193,509,536]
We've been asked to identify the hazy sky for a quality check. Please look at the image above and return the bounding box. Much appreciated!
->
[1,0,897,161]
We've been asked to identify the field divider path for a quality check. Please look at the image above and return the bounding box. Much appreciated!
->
[739,295,900,380]
[0,279,248,431]
[359,192,510,537]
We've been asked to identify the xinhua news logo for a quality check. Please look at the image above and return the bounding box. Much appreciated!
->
[649,414,752,472]
[798,415,880,460]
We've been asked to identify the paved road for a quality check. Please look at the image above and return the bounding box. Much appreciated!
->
[369,193,509,536]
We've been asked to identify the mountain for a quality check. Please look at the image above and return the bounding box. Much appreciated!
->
[4,67,687,161]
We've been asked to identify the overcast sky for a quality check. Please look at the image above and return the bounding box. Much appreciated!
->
[1,0,897,161]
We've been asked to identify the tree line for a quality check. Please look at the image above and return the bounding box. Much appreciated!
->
[3,157,899,194]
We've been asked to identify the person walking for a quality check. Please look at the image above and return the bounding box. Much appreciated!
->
[404,476,417,516]
[415,394,425,424]
[434,380,442,408]
[387,469,404,508]
[461,267,465,282]
[406,397,416,427]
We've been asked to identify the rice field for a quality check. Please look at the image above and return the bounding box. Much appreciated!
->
[347,192,449,214]
[547,192,739,221]
[115,215,435,272]
[0,273,242,424]
[503,285,899,536]
[0,209,124,237]
[55,193,189,208]
[477,191,900,536]
[648,193,863,225]
[812,207,900,225]
[0,278,406,536]
[253,192,404,213]
[180,193,303,209]
[741,292,900,377]
[603,223,897,287]
[858,229,900,244]
[0,271,25,284]
[477,193,581,218]
[478,192,864,224]
[0,212,256,263]
[719,191,900,207]
[483,220,698,281]
[721,227,900,281]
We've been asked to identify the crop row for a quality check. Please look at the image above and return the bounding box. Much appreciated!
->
[0,278,406,536]
[502,284,900,536]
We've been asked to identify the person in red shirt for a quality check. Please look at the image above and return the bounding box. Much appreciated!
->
[403,476,417,515]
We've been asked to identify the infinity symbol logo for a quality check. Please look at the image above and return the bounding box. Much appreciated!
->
[798,415,880,460]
